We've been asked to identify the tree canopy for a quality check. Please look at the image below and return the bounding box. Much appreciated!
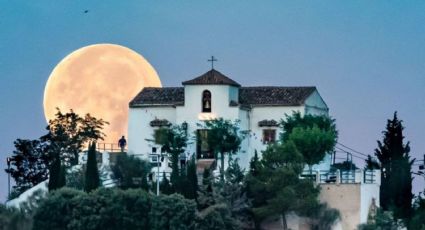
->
[281,112,337,175]
[375,112,413,220]
[199,118,243,181]
[42,108,108,166]
[5,139,49,195]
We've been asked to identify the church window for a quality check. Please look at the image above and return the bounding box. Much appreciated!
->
[202,90,212,113]
[262,129,276,144]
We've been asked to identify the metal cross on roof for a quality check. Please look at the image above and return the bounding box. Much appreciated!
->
[207,56,217,69]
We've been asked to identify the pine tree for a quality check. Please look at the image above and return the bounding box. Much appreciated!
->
[186,156,198,200]
[200,118,243,182]
[5,139,49,195]
[365,155,380,170]
[85,142,100,192]
[197,168,215,210]
[160,172,173,195]
[249,150,260,177]
[375,112,413,220]
[48,152,64,191]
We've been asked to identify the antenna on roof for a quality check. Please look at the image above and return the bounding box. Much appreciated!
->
[207,56,217,70]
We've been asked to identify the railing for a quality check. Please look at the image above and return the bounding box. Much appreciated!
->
[364,170,376,184]
[340,170,356,183]
[319,170,337,183]
[301,169,379,185]
[96,142,127,153]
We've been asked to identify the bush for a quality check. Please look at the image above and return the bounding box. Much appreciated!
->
[0,204,32,230]
[112,154,151,190]
[150,194,196,230]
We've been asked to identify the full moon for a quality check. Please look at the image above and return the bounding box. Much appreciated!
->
[43,44,161,146]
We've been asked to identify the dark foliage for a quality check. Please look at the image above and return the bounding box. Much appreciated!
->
[199,118,243,181]
[280,112,337,176]
[331,160,358,171]
[33,188,152,230]
[84,142,100,192]
[160,172,173,195]
[375,112,413,220]
[152,124,187,188]
[41,108,108,166]
[5,139,49,196]
[48,152,65,191]
[185,157,198,199]
[409,193,425,230]
[365,155,380,170]
[112,154,151,190]
[0,204,32,230]
[149,194,196,230]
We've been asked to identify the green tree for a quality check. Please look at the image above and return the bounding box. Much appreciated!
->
[84,142,100,192]
[33,188,86,230]
[249,141,321,229]
[160,172,173,195]
[197,167,215,210]
[213,157,254,229]
[409,193,425,230]
[248,150,260,177]
[48,152,66,191]
[42,108,108,166]
[152,124,188,189]
[149,194,196,230]
[287,125,336,176]
[5,139,49,196]
[195,204,236,230]
[112,154,151,190]
[33,188,152,230]
[0,204,33,230]
[331,160,358,171]
[281,112,337,176]
[200,118,243,181]
[307,203,340,230]
[358,209,400,230]
[281,112,337,141]
[365,155,380,170]
[185,156,198,200]
[375,112,413,220]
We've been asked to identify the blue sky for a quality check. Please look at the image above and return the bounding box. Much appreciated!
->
[1,1,424,201]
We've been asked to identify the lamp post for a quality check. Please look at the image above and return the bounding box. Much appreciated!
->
[6,157,11,197]
[156,156,160,196]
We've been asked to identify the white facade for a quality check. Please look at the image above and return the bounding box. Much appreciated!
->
[127,69,330,172]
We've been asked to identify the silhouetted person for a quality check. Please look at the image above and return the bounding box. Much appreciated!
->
[118,136,127,152]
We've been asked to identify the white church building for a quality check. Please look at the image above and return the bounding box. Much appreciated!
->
[127,69,331,171]
[126,69,381,229]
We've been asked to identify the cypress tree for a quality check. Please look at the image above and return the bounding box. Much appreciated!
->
[141,174,149,191]
[85,142,100,192]
[160,172,173,195]
[48,152,64,191]
[186,156,198,199]
[375,112,413,220]
[249,150,260,177]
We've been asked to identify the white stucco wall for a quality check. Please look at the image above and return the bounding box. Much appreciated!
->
[175,85,241,157]
[304,90,329,116]
[360,170,381,223]
[128,85,331,172]
[128,106,176,159]
[248,106,304,155]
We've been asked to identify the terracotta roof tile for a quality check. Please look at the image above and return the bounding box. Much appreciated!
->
[130,86,316,107]
[239,86,316,106]
[182,69,241,87]
[129,87,184,107]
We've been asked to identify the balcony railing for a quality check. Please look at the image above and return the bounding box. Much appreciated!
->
[302,169,380,185]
